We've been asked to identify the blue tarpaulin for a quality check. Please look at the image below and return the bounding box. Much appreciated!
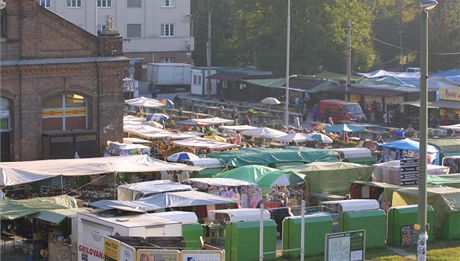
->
[380,138,438,153]
[432,69,460,77]
[325,123,365,133]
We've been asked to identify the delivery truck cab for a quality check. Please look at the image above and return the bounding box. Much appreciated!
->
[319,99,367,123]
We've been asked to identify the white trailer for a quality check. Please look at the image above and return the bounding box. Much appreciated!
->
[76,212,182,261]
[146,63,192,92]
[191,67,218,96]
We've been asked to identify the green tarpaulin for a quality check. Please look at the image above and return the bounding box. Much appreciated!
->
[0,195,78,220]
[35,208,86,224]
[208,147,337,167]
[283,162,373,196]
[213,165,304,192]
[392,186,460,236]
[428,174,460,188]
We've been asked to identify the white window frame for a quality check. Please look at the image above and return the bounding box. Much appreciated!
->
[98,0,112,8]
[160,24,175,37]
[97,24,106,34]
[67,0,81,8]
[161,57,175,63]
[197,75,202,85]
[42,94,88,131]
[161,0,175,8]
[37,0,51,8]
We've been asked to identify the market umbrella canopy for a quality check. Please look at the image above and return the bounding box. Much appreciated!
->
[160,99,175,106]
[275,132,309,143]
[380,138,438,153]
[305,133,333,144]
[148,121,164,129]
[149,113,169,121]
[214,165,304,192]
[172,137,238,150]
[167,152,200,162]
[193,117,234,126]
[261,97,281,105]
[242,127,286,139]
[325,123,362,133]
[219,125,259,132]
[125,97,164,108]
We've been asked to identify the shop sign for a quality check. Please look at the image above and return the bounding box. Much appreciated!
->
[439,87,460,101]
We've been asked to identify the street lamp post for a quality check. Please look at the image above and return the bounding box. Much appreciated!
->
[398,31,404,71]
[284,0,291,127]
[418,1,437,261]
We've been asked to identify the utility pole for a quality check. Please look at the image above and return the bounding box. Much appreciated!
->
[399,31,404,71]
[284,0,291,127]
[345,18,352,102]
[206,3,212,99]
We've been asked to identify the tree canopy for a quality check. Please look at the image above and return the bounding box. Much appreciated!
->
[192,0,460,75]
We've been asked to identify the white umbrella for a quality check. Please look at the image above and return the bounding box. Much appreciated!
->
[125,97,164,108]
[261,97,281,105]
[242,127,286,139]
[305,133,333,144]
[167,152,200,162]
[275,132,309,143]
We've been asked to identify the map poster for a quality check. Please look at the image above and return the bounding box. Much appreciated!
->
[325,230,366,261]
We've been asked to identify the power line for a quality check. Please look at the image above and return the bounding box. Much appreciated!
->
[371,36,460,55]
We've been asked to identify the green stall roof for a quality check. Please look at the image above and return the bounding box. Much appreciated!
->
[208,147,337,168]
[0,195,78,220]
[35,208,87,224]
[283,162,373,196]
[213,165,304,192]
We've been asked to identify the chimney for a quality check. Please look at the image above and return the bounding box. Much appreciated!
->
[97,16,123,56]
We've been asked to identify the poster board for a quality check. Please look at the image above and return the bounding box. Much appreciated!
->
[325,230,366,261]
[401,225,418,246]
[136,249,180,261]
[119,242,136,261]
[104,237,121,261]
[180,250,225,261]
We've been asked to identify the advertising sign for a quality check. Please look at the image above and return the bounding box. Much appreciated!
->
[136,249,180,261]
[325,230,366,261]
[104,237,121,261]
[439,87,460,101]
[119,242,136,261]
[180,250,225,261]
[400,158,419,186]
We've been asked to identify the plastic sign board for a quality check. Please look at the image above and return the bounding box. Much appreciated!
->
[104,237,121,261]
[325,230,366,261]
[120,242,136,261]
[400,158,419,186]
[136,249,180,261]
[180,250,225,261]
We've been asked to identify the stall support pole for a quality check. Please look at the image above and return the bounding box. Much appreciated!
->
[300,200,305,261]
[61,175,64,195]
[259,204,264,261]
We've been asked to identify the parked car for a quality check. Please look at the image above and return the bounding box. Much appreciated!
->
[318,99,367,123]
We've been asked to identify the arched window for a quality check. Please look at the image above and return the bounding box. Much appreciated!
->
[42,93,89,131]
[0,97,10,132]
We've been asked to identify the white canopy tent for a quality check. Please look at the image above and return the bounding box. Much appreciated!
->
[439,124,460,131]
[125,97,164,108]
[0,155,199,186]
[117,180,192,201]
[192,117,234,126]
[172,137,238,150]
[219,125,259,132]
[242,127,286,139]
[275,132,309,143]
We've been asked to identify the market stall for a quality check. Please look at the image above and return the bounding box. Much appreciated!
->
[333,147,376,165]
[171,137,238,151]
[379,138,440,164]
[104,141,151,156]
[208,147,338,168]
[189,178,261,208]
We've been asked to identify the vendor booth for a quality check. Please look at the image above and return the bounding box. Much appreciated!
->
[379,138,440,164]
[189,178,261,208]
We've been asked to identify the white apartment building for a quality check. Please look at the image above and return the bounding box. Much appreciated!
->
[37,0,194,64]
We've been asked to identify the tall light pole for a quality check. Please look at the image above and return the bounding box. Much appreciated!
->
[398,30,404,71]
[345,18,352,102]
[418,1,437,261]
[284,0,291,127]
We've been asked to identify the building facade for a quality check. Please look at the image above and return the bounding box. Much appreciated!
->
[37,0,194,65]
[0,0,128,161]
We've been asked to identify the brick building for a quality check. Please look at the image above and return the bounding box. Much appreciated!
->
[0,0,128,161]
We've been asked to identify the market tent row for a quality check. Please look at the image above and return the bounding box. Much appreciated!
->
[91,191,237,212]
[0,155,199,186]
[117,180,192,201]
[0,195,78,220]
[124,117,196,140]
[208,147,338,168]
[282,162,374,197]
[213,165,305,192]
[427,138,460,159]
[172,137,239,150]
[392,186,460,236]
